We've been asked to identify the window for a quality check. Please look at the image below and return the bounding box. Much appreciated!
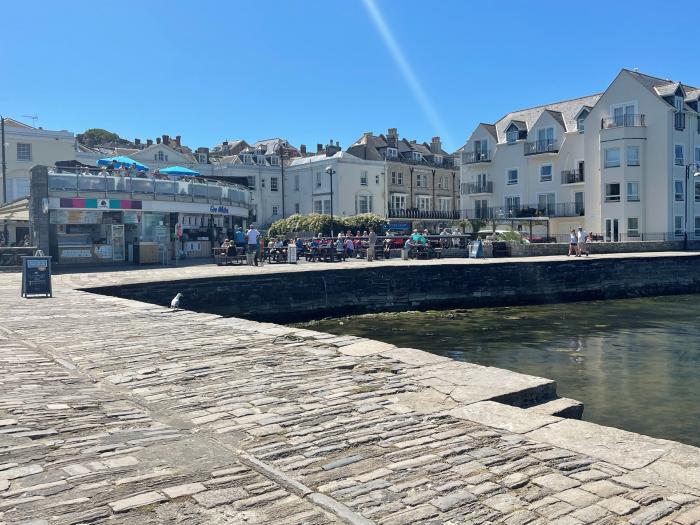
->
[294,174,299,191]
[316,172,322,188]
[16,143,31,161]
[386,147,398,159]
[675,216,683,236]
[675,180,684,201]
[627,146,640,166]
[627,218,639,237]
[605,183,621,202]
[506,169,518,185]
[577,109,589,133]
[604,148,620,168]
[437,176,446,189]
[506,127,518,144]
[537,193,555,216]
[314,200,322,214]
[612,103,636,126]
[196,153,206,163]
[695,147,700,164]
[438,197,451,211]
[537,127,555,148]
[434,155,443,165]
[256,155,266,165]
[357,194,373,214]
[241,153,253,164]
[323,199,331,214]
[294,203,300,214]
[416,173,428,187]
[574,191,585,215]
[411,151,423,162]
[391,194,406,210]
[505,196,521,214]
[247,176,255,189]
[271,206,279,216]
[270,177,279,192]
[696,180,700,202]
[269,156,279,166]
[416,195,431,211]
[539,164,552,182]
[156,151,168,162]
[627,182,640,202]
[474,139,488,159]
[674,96,684,111]
[675,145,684,166]
[391,171,403,185]
[696,216,700,236]
[360,170,368,186]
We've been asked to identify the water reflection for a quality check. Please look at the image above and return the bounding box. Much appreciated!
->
[303,295,700,447]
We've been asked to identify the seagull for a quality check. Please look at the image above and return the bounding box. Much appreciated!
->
[170,293,183,309]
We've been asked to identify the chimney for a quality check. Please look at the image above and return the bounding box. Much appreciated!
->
[325,141,341,157]
[387,128,398,147]
[146,139,153,147]
[300,144,307,156]
[317,143,324,154]
[223,140,229,147]
[156,137,161,145]
[134,138,141,146]
[162,134,170,145]
[363,131,373,142]
[431,136,441,153]
[175,135,181,147]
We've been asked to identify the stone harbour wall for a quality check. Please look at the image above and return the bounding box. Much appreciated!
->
[91,254,700,322]
[508,240,700,257]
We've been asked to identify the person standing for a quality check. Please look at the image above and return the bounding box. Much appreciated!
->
[568,229,578,256]
[367,229,377,261]
[246,224,260,266]
[234,226,246,252]
[577,226,588,256]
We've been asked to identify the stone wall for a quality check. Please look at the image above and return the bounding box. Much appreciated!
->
[91,254,700,322]
[508,240,700,257]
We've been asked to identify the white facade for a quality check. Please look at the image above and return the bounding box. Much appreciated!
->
[1,119,99,203]
[286,151,385,220]
[460,69,700,240]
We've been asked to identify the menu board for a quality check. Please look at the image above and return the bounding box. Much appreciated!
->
[21,257,52,298]
[111,225,125,261]
[50,210,102,225]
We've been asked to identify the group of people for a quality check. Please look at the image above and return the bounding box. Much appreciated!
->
[568,226,592,257]
[0,233,30,247]
[93,161,154,179]
[219,225,262,264]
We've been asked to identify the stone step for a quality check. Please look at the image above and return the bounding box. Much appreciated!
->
[527,397,584,419]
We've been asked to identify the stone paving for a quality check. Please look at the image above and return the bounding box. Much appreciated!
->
[1,258,700,524]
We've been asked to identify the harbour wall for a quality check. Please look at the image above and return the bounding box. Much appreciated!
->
[90,254,700,322]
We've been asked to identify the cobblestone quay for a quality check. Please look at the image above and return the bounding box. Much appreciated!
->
[1,254,700,524]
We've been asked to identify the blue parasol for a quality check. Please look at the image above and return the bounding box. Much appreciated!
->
[97,156,150,171]
[158,166,201,177]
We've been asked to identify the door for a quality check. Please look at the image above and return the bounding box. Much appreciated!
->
[538,193,555,216]
[605,218,619,242]
[574,191,584,216]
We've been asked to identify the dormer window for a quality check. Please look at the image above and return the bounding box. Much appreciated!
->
[256,155,266,165]
[433,154,443,165]
[386,147,398,159]
[674,96,684,111]
[241,153,253,164]
[577,109,590,133]
[269,156,279,166]
[196,153,206,164]
[506,129,518,144]
[411,151,422,162]
[155,151,168,162]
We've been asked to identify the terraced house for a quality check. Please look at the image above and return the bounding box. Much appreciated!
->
[347,128,460,221]
[460,69,700,241]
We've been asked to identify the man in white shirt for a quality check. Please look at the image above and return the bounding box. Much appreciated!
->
[577,226,588,256]
[246,225,260,265]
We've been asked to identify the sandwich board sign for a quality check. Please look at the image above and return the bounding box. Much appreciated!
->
[469,239,485,259]
[21,256,53,298]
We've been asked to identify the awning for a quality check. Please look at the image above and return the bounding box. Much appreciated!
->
[0,198,30,222]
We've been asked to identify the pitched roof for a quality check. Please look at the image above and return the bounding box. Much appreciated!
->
[622,69,699,110]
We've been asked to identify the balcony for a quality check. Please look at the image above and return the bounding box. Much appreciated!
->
[601,114,646,129]
[675,112,686,131]
[561,170,584,185]
[387,208,460,220]
[523,140,558,156]
[48,170,251,207]
[466,181,493,194]
[464,202,584,220]
[462,150,491,164]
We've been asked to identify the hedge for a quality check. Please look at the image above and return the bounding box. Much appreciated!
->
[267,213,387,237]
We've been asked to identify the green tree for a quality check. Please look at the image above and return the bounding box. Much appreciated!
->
[77,128,123,147]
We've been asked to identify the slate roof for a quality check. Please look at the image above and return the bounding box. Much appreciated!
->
[623,69,699,110]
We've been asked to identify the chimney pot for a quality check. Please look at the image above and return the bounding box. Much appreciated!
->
[156,137,161,144]
[146,139,153,146]
[317,143,323,153]
[134,138,141,145]
[162,134,170,145]
[175,135,181,147]
[300,144,307,155]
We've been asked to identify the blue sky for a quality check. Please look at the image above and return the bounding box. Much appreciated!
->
[2,0,696,153]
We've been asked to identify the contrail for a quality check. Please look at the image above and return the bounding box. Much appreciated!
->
[361,0,452,146]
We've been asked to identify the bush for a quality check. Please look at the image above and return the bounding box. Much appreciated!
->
[267,213,387,237]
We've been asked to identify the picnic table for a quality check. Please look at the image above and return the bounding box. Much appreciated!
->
[265,247,288,264]
[214,246,246,265]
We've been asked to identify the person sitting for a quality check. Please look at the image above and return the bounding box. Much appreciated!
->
[295,237,305,254]
[345,237,354,258]
[273,238,284,249]
[335,237,344,256]
[383,238,392,259]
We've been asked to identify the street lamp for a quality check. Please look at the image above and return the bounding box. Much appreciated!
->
[684,162,700,250]
[1,115,6,205]
[325,165,336,237]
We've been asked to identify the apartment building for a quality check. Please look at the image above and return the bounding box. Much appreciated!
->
[460,69,700,240]
[348,129,459,220]
[286,142,385,219]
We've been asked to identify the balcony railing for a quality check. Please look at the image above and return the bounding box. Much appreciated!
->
[523,139,558,155]
[387,208,460,220]
[466,181,493,194]
[48,170,251,207]
[463,202,584,220]
[601,114,646,129]
[675,112,686,131]
[561,170,584,184]
[462,150,491,164]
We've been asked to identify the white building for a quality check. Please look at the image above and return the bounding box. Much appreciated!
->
[1,118,99,203]
[286,144,385,220]
[460,69,700,241]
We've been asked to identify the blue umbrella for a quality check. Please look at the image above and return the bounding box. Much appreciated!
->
[158,166,201,177]
[97,156,150,171]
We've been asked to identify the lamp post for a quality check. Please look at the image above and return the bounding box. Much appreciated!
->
[325,165,336,238]
[1,115,6,205]
[684,162,700,250]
